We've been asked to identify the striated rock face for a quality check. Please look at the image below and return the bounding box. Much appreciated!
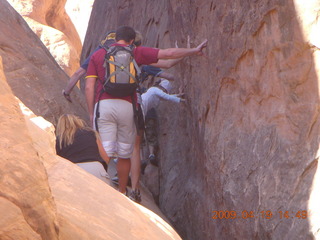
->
[0,0,87,125]
[7,0,82,76]
[0,56,60,240]
[84,0,320,239]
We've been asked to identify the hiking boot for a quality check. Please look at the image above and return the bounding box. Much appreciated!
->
[141,159,148,174]
[111,175,119,185]
[149,154,158,166]
[129,189,142,203]
[121,187,129,197]
[127,176,132,187]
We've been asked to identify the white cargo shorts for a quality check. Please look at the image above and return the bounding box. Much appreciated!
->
[94,99,136,159]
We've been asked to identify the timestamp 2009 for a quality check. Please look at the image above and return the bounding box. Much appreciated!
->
[211,210,308,220]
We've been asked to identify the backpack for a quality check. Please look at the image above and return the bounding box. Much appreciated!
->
[102,45,141,97]
[95,44,141,133]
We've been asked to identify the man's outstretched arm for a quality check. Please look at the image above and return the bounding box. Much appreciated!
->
[157,39,207,59]
[151,58,182,69]
[62,67,86,102]
[158,71,175,81]
[151,36,193,70]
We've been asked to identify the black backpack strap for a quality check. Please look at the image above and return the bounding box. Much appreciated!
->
[94,89,104,133]
[132,59,141,83]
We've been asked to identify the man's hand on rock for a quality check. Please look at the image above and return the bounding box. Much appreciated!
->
[62,89,72,103]
[196,39,208,56]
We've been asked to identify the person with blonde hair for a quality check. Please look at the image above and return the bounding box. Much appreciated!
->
[55,114,110,180]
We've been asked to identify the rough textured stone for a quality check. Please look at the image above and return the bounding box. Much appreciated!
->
[0,56,60,240]
[7,0,82,76]
[0,0,88,126]
[84,0,320,239]
[141,164,160,204]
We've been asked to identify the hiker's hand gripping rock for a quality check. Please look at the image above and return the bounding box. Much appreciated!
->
[195,39,208,56]
[62,89,72,103]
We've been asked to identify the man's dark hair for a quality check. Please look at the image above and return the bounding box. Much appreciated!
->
[116,26,136,43]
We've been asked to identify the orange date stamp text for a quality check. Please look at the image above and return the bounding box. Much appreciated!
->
[211,210,308,220]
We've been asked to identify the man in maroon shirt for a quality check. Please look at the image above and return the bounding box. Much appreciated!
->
[86,26,207,195]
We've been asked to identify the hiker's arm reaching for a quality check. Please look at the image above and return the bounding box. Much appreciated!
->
[151,58,182,69]
[63,67,86,102]
[64,67,86,94]
[158,71,175,81]
[156,88,182,103]
[152,38,191,69]
[157,39,207,59]
[85,77,96,126]
[150,37,192,74]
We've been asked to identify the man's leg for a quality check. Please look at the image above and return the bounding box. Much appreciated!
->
[117,158,131,194]
[131,131,143,190]
[116,99,136,195]
[148,144,155,156]
[129,104,145,202]
[145,118,158,166]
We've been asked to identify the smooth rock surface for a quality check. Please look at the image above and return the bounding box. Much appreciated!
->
[7,0,82,76]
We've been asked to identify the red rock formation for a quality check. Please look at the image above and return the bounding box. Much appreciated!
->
[7,0,82,76]
[83,0,320,239]
[0,0,87,125]
[0,56,60,239]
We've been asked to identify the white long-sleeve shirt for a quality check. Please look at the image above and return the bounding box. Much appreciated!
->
[141,87,181,117]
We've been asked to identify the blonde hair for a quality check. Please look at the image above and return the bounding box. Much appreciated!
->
[134,31,143,46]
[56,114,91,149]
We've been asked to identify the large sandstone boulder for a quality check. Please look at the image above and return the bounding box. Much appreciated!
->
[7,0,82,76]
[0,0,87,125]
[0,56,60,240]
[84,0,320,239]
